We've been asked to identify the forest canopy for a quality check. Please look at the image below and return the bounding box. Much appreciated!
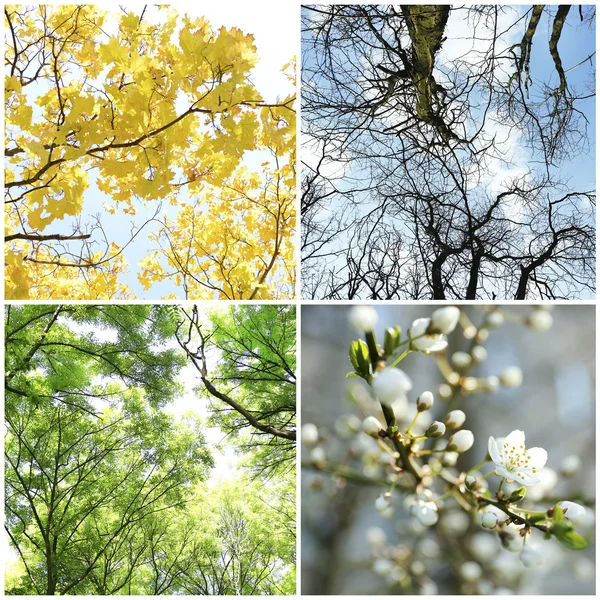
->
[4,304,296,595]
[301,5,595,300]
[5,5,296,300]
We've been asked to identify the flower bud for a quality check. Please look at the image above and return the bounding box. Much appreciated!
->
[373,558,393,576]
[310,447,326,468]
[383,326,401,356]
[429,306,460,335]
[426,421,446,438]
[485,376,500,393]
[519,545,543,568]
[372,367,412,405]
[527,309,553,332]
[559,501,587,526]
[447,430,474,453]
[471,345,487,363]
[481,511,498,529]
[412,501,439,527]
[460,561,482,582]
[301,423,319,446]
[363,416,384,439]
[487,310,504,328]
[465,475,478,491]
[500,530,522,552]
[348,306,378,332]
[444,409,466,429]
[366,527,386,546]
[499,366,523,388]
[417,390,434,412]
[451,351,472,369]
[508,487,527,503]
[560,454,582,477]
[374,493,391,513]
[380,505,395,519]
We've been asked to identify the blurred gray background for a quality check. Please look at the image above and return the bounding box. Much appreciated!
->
[301,304,595,595]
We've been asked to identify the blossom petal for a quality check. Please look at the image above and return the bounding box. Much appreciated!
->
[427,338,448,352]
[488,436,501,465]
[527,447,548,470]
[504,429,525,449]
[494,465,513,481]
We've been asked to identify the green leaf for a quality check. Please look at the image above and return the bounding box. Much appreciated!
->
[554,528,588,550]
[345,371,360,378]
[529,513,547,523]
[383,326,401,356]
[349,339,371,378]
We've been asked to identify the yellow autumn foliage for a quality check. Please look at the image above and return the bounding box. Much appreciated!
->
[4,5,296,299]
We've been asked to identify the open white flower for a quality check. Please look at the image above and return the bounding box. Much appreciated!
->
[488,430,547,486]
[408,318,448,352]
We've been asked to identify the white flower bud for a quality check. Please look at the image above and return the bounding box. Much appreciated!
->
[412,501,439,527]
[438,510,470,536]
[372,367,412,405]
[363,415,384,438]
[373,558,393,576]
[447,430,474,453]
[348,305,378,332]
[559,501,587,526]
[443,451,459,467]
[486,376,500,393]
[310,446,326,468]
[560,454,582,477]
[444,409,466,429]
[487,310,504,328]
[460,561,482,582]
[366,526,386,546]
[451,351,472,369]
[301,423,319,446]
[429,306,460,334]
[499,366,523,388]
[426,421,446,438]
[335,414,362,439]
[471,345,487,363]
[519,545,543,568]
[417,390,434,412]
[527,309,553,332]
[469,532,499,562]
[380,505,395,519]
[481,511,498,529]
[375,493,391,513]
[500,531,522,552]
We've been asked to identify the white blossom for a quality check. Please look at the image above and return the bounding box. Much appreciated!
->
[469,532,499,562]
[426,421,446,438]
[408,318,448,352]
[559,501,587,526]
[372,367,412,405]
[488,430,547,486]
[527,309,553,332]
[519,545,543,568]
[447,429,474,453]
[335,414,362,439]
[348,305,378,332]
[438,510,470,536]
[499,366,523,388]
[301,423,319,446]
[429,306,460,334]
